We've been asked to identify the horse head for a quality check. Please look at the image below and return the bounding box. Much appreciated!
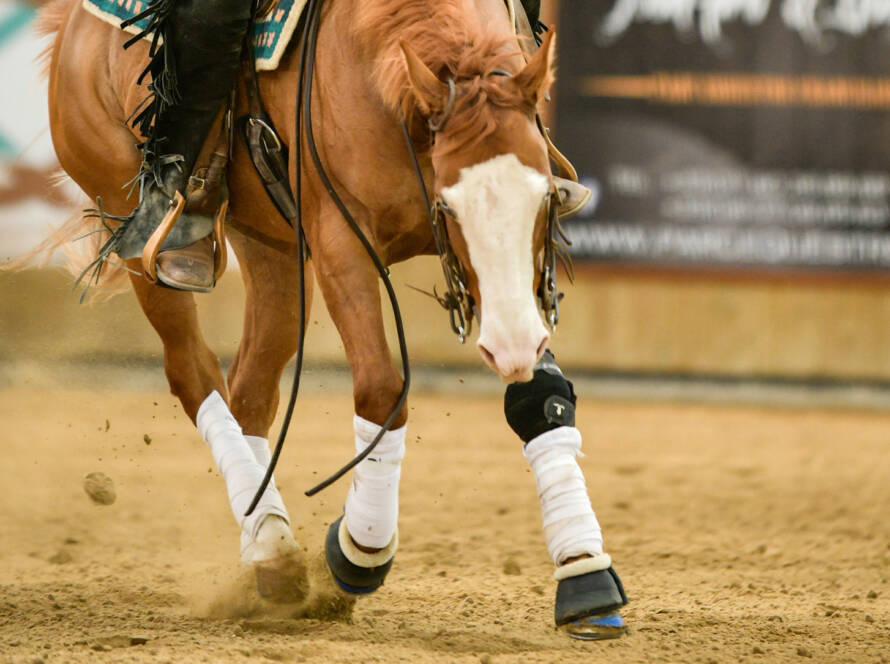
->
[401,32,557,383]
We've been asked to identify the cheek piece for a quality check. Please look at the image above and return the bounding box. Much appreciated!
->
[504,350,576,443]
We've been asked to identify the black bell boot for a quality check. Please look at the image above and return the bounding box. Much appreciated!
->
[108,0,254,290]
[504,349,577,444]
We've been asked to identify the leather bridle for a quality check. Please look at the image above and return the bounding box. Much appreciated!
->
[401,68,567,344]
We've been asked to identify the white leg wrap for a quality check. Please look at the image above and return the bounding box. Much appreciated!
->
[245,434,272,468]
[196,392,289,557]
[524,426,610,570]
[344,415,405,549]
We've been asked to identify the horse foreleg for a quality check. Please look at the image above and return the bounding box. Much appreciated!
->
[504,350,629,639]
[308,206,406,594]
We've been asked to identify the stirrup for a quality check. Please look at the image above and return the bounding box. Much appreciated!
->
[141,192,228,291]
[537,119,593,218]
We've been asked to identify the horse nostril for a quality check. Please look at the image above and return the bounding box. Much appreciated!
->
[478,343,497,369]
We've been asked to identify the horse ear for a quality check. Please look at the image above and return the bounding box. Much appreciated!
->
[514,29,556,105]
[400,39,448,114]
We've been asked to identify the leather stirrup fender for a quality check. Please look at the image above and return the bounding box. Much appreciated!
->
[554,177,592,218]
[538,115,579,183]
[213,199,229,282]
[508,0,582,186]
[239,21,298,226]
[142,191,187,283]
[509,0,539,58]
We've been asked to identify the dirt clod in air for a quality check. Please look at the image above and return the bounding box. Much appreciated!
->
[83,471,116,505]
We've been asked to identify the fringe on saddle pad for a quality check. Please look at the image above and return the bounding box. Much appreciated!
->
[120,0,182,192]
[73,0,180,300]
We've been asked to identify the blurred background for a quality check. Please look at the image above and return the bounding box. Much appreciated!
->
[3,0,890,405]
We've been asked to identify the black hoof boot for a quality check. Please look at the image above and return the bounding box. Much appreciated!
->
[324,516,395,595]
[555,567,629,640]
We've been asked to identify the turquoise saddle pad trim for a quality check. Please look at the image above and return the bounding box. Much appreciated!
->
[82,0,304,71]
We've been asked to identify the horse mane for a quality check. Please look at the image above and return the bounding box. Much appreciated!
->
[354,0,537,152]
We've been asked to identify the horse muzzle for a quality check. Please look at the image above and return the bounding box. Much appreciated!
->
[477,312,549,383]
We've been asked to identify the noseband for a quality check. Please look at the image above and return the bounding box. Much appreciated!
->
[402,69,567,343]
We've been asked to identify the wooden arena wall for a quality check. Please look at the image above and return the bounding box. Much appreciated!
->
[4,260,890,382]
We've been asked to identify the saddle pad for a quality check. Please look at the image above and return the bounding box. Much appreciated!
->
[82,0,306,71]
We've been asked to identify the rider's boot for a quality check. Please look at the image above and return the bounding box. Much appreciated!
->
[114,0,254,292]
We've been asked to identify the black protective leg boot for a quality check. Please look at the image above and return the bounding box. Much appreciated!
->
[113,0,254,290]
[505,351,629,640]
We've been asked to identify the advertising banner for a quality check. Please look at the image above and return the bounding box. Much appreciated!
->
[556,1,890,270]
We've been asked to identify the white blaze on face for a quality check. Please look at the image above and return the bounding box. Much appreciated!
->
[442,153,550,382]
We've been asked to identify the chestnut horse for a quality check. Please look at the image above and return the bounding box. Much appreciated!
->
[38,0,626,638]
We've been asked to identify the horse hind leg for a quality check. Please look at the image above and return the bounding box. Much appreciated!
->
[49,3,304,602]
[224,226,309,437]
[75,145,303,601]
[504,350,629,639]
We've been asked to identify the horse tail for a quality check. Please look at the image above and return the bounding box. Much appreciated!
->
[2,172,131,302]
[5,1,129,301]
[34,0,73,78]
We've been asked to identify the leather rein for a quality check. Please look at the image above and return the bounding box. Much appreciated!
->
[400,69,567,341]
